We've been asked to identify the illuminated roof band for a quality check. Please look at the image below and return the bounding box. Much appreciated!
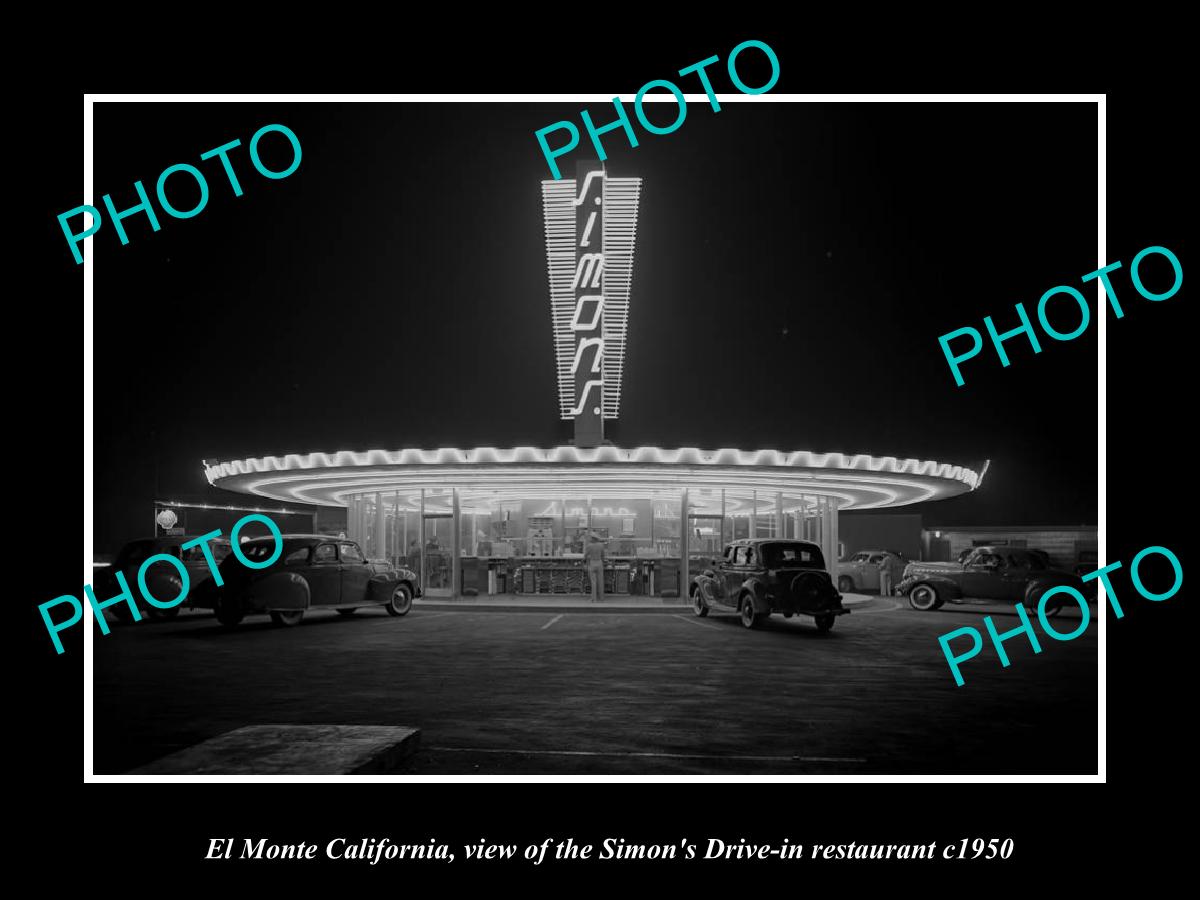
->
[205,446,988,512]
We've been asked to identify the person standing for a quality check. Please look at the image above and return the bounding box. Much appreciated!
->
[878,553,895,596]
[585,533,606,603]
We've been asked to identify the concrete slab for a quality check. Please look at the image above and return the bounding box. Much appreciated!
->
[130,724,420,775]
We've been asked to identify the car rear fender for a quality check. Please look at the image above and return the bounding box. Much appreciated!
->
[1024,576,1082,604]
[691,572,722,599]
[745,581,771,614]
[366,574,401,605]
[249,572,309,612]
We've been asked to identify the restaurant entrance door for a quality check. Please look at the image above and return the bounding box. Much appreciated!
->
[421,512,453,597]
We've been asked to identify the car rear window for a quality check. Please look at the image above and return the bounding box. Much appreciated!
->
[182,541,231,563]
[763,543,823,567]
[239,541,279,562]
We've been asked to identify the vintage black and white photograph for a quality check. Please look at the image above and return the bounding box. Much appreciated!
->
[86,97,1100,776]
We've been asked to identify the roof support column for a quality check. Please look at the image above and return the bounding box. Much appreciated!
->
[374,492,385,561]
[817,496,828,563]
[452,488,461,598]
[419,489,426,592]
[393,491,400,564]
[680,488,689,596]
[720,489,726,547]
[830,497,840,569]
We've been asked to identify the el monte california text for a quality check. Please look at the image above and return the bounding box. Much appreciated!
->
[206,836,1015,864]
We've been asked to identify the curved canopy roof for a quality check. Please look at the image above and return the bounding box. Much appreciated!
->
[205,446,987,514]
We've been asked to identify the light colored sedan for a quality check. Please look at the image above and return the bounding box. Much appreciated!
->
[837,549,908,593]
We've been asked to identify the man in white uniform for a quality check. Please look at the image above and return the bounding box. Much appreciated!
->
[584,534,607,603]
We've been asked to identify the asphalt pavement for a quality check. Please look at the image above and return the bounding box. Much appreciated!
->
[92,597,1097,775]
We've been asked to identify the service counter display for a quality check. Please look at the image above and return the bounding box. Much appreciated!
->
[458,556,685,597]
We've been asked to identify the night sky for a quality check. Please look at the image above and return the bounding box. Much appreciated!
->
[94,100,1098,552]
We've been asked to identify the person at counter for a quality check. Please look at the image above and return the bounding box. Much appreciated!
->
[584,533,607,603]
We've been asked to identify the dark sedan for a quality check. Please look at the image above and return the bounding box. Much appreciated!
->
[689,538,847,631]
[897,546,1085,616]
[97,534,233,621]
[208,535,420,627]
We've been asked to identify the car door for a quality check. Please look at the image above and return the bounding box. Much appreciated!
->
[846,551,869,584]
[999,553,1035,601]
[722,546,749,607]
[971,551,1010,599]
[742,546,761,598]
[982,555,1021,600]
[339,541,372,605]
[709,546,732,602]
[961,549,1000,598]
[864,554,885,591]
[304,542,342,606]
[141,542,184,601]
[182,539,231,587]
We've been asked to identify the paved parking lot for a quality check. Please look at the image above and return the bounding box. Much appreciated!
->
[93,600,1097,774]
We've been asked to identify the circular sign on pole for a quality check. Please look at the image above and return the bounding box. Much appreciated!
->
[155,508,178,530]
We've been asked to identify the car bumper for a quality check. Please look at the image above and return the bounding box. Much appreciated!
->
[768,598,848,616]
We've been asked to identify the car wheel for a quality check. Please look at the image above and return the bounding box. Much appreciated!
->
[1027,585,1064,619]
[815,614,835,633]
[838,576,855,593]
[387,583,413,617]
[270,610,304,627]
[692,588,709,617]
[215,597,244,628]
[740,595,760,629]
[783,611,793,618]
[1041,600,1064,618]
[336,608,358,617]
[908,584,939,611]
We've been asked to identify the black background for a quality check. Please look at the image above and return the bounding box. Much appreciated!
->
[22,18,1189,888]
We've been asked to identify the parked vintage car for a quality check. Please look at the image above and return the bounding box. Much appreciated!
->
[897,546,1086,616]
[837,549,908,593]
[96,534,234,622]
[689,538,847,632]
[207,535,420,627]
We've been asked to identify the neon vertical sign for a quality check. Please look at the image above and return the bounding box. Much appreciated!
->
[542,162,641,446]
[571,162,605,446]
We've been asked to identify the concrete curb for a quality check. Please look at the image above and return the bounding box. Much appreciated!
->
[415,601,691,613]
